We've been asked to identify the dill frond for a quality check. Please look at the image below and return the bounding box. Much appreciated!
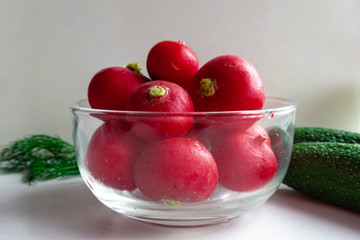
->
[0,135,80,184]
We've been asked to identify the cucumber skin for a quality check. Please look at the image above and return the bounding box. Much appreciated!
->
[283,142,360,212]
[294,127,360,144]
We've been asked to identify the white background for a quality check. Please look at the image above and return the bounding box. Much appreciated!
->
[1,0,359,147]
[1,1,360,239]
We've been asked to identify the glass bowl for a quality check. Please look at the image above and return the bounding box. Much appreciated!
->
[70,97,296,226]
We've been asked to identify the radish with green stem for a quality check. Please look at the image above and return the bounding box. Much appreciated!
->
[126,80,194,142]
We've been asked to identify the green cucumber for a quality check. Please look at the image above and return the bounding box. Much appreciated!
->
[294,127,360,144]
[283,142,360,212]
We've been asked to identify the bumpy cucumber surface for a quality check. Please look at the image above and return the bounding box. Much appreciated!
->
[294,127,360,144]
[283,142,360,212]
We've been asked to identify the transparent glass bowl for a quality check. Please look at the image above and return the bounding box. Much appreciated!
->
[70,97,296,226]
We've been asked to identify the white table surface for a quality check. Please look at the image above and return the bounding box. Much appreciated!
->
[1,174,359,240]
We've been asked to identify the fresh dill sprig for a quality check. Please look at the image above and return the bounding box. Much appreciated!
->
[0,135,80,184]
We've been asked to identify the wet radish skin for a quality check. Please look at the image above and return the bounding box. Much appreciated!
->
[209,122,272,148]
[88,66,149,110]
[86,121,146,191]
[146,40,199,90]
[212,131,277,192]
[134,137,219,202]
[126,80,194,142]
[244,123,272,148]
[188,55,265,112]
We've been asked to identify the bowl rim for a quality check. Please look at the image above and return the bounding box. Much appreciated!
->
[70,96,296,116]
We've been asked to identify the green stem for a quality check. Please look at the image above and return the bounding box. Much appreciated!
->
[124,62,142,74]
[200,78,217,97]
[149,86,167,97]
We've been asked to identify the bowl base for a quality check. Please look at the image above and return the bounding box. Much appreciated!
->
[126,215,240,227]
[87,175,277,227]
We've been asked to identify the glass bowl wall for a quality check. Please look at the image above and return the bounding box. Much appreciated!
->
[70,97,296,226]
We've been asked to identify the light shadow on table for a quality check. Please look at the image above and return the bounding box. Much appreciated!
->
[6,179,241,239]
[7,179,359,239]
[269,187,360,231]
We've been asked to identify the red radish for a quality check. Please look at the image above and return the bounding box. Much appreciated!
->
[146,40,199,90]
[88,63,149,110]
[188,55,265,112]
[245,123,271,148]
[212,131,277,192]
[126,80,194,142]
[196,113,264,148]
[133,137,218,202]
[209,121,271,148]
[86,120,146,191]
[184,124,212,150]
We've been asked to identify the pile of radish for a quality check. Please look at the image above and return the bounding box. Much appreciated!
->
[85,40,277,203]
